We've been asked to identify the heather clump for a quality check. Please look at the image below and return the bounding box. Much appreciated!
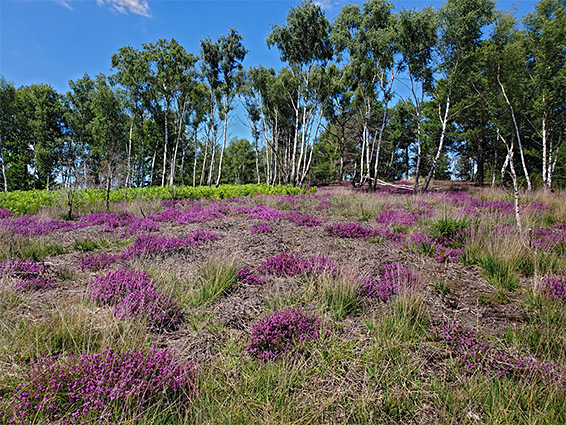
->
[543,268,566,301]
[531,224,566,255]
[250,223,272,234]
[326,222,374,238]
[78,252,122,271]
[123,230,219,258]
[258,253,338,278]
[0,257,52,291]
[175,203,229,223]
[285,212,322,227]
[88,268,183,331]
[247,308,322,360]
[0,215,75,237]
[430,321,564,388]
[7,346,196,424]
[246,204,286,221]
[359,262,420,302]
[237,267,266,286]
[0,208,12,218]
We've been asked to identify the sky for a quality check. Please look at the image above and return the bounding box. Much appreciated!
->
[1,0,538,95]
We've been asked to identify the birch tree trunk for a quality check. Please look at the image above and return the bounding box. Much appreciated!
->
[423,95,450,192]
[207,124,217,187]
[126,116,134,188]
[498,75,531,191]
[0,142,7,192]
[215,107,229,187]
[161,99,169,187]
[169,102,186,186]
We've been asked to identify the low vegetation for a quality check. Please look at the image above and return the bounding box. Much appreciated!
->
[0,183,565,424]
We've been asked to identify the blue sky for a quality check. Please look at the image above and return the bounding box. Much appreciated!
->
[1,0,538,95]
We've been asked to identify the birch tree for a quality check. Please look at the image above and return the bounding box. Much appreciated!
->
[267,0,333,186]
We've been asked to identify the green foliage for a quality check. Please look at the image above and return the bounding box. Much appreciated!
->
[0,184,312,215]
[480,252,520,291]
[72,238,121,252]
[430,217,469,245]
[190,261,238,307]
[506,291,566,363]
[0,236,66,261]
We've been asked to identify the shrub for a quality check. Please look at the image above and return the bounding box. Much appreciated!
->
[78,252,122,272]
[7,346,196,424]
[430,321,564,387]
[0,257,52,291]
[237,267,266,286]
[325,222,373,238]
[285,212,322,227]
[250,223,272,234]
[543,268,566,301]
[247,308,322,360]
[257,253,338,278]
[359,263,420,302]
[430,217,469,247]
[123,230,219,258]
[88,268,183,331]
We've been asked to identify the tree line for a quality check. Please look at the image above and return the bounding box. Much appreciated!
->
[0,0,564,193]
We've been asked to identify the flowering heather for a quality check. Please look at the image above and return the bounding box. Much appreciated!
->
[88,268,183,331]
[376,208,419,226]
[250,223,272,234]
[88,268,152,305]
[430,321,491,374]
[247,308,322,360]
[152,207,182,222]
[0,208,12,218]
[434,246,464,263]
[531,224,566,253]
[123,230,219,258]
[118,217,159,237]
[246,204,286,221]
[440,192,514,216]
[257,253,339,278]
[113,288,183,332]
[359,263,420,302]
[237,267,266,286]
[543,268,566,301]
[0,258,52,291]
[315,200,333,211]
[176,203,229,224]
[408,233,435,253]
[78,252,122,272]
[285,212,323,227]
[258,253,309,277]
[7,346,196,424]
[520,200,552,214]
[161,199,187,208]
[77,211,133,228]
[0,215,75,237]
[370,224,407,247]
[430,321,564,387]
[326,222,373,238]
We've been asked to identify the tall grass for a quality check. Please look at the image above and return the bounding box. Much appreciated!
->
[190,260,238,307]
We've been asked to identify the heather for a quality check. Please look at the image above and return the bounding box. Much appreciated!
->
[6,346,196,424]
[88,268,183,331]
[247,308,322,360]
[1,184,566,424]
[430,321,564,388]
[359,262,421,302]
[0,257,52,291]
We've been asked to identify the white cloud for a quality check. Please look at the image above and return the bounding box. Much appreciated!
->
[96,0,152,17]
[54,0,73,10]
[314,0,341,11]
